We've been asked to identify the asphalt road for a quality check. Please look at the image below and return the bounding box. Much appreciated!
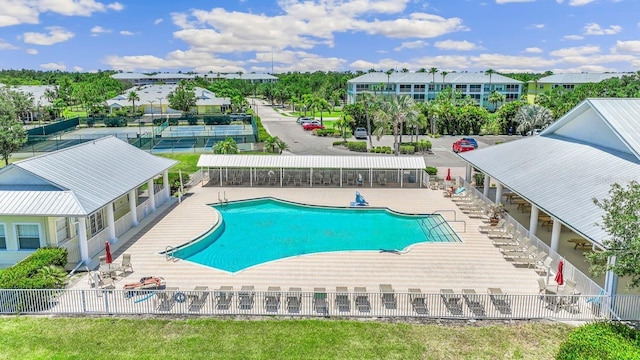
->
[253,98,521,168]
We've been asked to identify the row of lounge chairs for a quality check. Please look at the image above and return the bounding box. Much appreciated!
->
[440,288,512,316]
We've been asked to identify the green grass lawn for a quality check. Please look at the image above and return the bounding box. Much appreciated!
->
[158,153,201,174]
[0,317,572,359]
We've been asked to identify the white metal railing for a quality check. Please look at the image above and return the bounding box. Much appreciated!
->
[114,213,133,238]
[2,288,637,320]
[87,228,110,258]
[461,178,604,298]
[58,238,80,264]
[136,199,150,221]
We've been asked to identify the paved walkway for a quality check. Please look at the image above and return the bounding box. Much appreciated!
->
[71,185,542,296]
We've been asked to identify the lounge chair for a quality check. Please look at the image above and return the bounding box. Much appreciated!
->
[440,289,463,315]
[513,252,548,268]
[157,287,179,311]
[498,237,530,252]
[478,219,506,233]
[503,246,537,260]
[488,288,511,314]
[265,286,281,312]
[117,253,133,275]
[286,287,302,313]
[408,288,428,314]
[215,286,233,310]
[535,257,553,276]
[492,231,522,246]
[380,284,396,309]
[487,223,516,239]
[123,276,165,298]
[354,287,370,312]
[188,286,209,312]
[313,287,328,314]
[335,286,350,312]
[462,289,486,317]
[238,285,255,310]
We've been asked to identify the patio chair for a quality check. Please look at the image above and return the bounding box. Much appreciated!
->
[498,236,530,252]
[354,287,370,312]
[503,246,537,260]
[188,286,209,312]
[116,253,133,275]
[313,287,328,315]
[286,287,302,313]
[492,232,522,246]
[462,289,486,317]
[380,284,397,309]
[440,289,463,315]
[408,288,428,314]
[487,223,516,239]
[535,256,553,276]
[335,286,350,312]
[377,174,387,186]
[99,255,107,266]
[478,219,506,233]
[157,287,179,311]
[537,278,557,294]
[488,288,511,314]
[215,286,233,310]
[265,286,281,312]
[238,285,255,310]
[513,252,548,268]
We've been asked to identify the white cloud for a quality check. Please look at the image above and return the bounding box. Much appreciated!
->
[40,62,67,70]
[23,26,75,45]
[524,47,543,53]
[612,40,640,54]
[91,26,111,36]
[73,66,83,71]
[0,1,121,27]
[470,53,557,69]
[0,39,18,50]
[567,0,596,5]
[120,30,134,36]
[583,23,622,35]
[26,48,38,55]
[563,34,584,40]
[531,24,545,29]
[154,18,164,25]
[550,45,600,57]
[434,39,479,51]
[394,40,427,51]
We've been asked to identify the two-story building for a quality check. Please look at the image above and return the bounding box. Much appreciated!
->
[526,73,626,104]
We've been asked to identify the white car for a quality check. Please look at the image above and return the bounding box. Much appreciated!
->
[354,127,368,139]
[526,128,542,136]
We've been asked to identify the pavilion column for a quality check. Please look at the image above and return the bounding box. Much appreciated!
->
[147,179,156,213]
[494,183,503,204]
[163,170,170,200]
[129,189,139,227]
[78,217,89,263]
[550,218,562,251]
[106,203,118,244]
[465,164,472,184]
[529,205,539,237]
[604,255,618,296]
[483,174,490,197]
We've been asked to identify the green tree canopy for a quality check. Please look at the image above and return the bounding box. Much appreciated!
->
[167,82,197,114]
[0,87,28,165]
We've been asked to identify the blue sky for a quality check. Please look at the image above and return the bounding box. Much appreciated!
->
[0,0,638,74]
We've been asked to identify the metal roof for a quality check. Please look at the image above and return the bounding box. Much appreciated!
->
[535,73,625,84]
[0,137,176,216]
[112,73,150,79]
[108,85,230,107]
[198,155,426,169]
[347,72,522,84]
[0,190,84,216]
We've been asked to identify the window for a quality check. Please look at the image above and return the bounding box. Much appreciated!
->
[399,84,412,92]
[469,85,481,93]
[16,224,40,250]
[506,84,519,92]
[563,84,575,90]
[506,93,520,101]
[414,84,425,92]
[428,84,436,92]
[55,218,70,243]
[456,85,467,92]
[0,224,6,250]
[413,94,425,101]
[355,84,369,91]
[87,209,105,237]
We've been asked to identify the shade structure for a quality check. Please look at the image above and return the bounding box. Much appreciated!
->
[555,260,564,286]
[105,241,113,264]
[445,168,451,181]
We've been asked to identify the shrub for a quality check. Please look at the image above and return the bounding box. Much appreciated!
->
[383,146,392,154]
[203,115,231,125]
[187,117,199,125]
[0,248,68,289]
[315,129,336,137]
[399,145,415,154]
[416,139,432,152]
[346,141,367,152]
[425,166,438,175]
[556,322,640,360]
[253,116,270,142]
[103,117,126,127]
[333,140,346,146]
[168,118,179,126]
[152,118,165,126]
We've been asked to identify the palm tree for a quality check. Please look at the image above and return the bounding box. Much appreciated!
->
[358,92,378,149]
[373,95,419,156]
[488,90,505,111]
[213,137,239,154]
[417,68,426,73]
[486,69,496,87]
[385,69,394,93]
[127,91,140,116]
[441,71,449,90]
[428,67,439,83]
[513,104,554,135]
[335,113,354,144]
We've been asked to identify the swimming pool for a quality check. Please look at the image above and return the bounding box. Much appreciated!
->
[173,198,461,272]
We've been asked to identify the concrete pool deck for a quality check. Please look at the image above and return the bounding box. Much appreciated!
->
[70,184,541,295]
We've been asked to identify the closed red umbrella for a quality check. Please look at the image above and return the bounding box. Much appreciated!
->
[105,241,113,264]
[445,168,451,181]
[555,260,564,286]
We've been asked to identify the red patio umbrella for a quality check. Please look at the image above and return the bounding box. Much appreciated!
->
[105,241,113,264]
[445,168,451,181]
[554,260,564,286]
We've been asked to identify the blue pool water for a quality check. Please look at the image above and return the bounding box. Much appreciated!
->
[173,198,460,272]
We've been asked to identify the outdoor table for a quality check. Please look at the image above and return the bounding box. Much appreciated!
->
[98,263,120,278]
[568,238,590,249]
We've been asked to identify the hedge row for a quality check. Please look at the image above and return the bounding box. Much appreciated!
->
[370,146,392,154]
[557,321,640,359]
[0,248,68,289]
[346,141,367,152]
[314,129,341,137]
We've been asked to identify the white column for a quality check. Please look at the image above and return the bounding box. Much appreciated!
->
[78,217,89,263]
[529,205,539,237]
[494,183,503,204]
[604,255,618,296]
[129,189,139,226]
[147,179,156,212]
[483,175,490,197]
[550,218,562,251]
[465,164,472,183]
[106,203,117,243]
[163,170,170,199]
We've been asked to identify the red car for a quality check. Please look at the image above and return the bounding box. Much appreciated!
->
[303,122,325,131]
[452,139,475,153]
